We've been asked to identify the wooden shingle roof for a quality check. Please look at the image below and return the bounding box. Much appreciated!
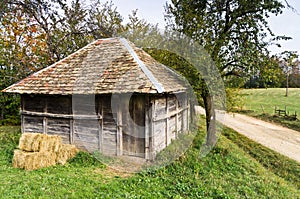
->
[3,38,187,95]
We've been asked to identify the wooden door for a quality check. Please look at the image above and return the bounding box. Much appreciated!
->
[122,95,145,158]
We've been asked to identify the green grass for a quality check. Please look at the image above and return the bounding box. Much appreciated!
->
[0,123,300,198]
[240,88,300,115]
[223,126,300,188]
[239,88,300,131]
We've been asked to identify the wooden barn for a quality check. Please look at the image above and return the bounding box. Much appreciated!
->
[3,37,190,160]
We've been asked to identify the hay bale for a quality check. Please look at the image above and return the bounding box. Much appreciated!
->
[13,150,57,170]
[14,133,77,170]
[18,133,47,152]
[32,151,57,170]
[56,144,79,165]
[39,135,62,153]
[12,149,26,168]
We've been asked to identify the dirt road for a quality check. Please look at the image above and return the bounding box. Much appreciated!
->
[195,107,300,163]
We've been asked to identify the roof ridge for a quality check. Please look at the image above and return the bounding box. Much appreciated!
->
[119,38,165,93]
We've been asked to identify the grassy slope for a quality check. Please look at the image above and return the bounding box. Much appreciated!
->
[0,124,299,198]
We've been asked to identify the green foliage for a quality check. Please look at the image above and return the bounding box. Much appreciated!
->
[165,0,290,81]
[0,126,20,165]
[68,151,105,168]
[0,123,299,198]
[0,0,127,122]
[225,88,244,112]
[145,48,204,106]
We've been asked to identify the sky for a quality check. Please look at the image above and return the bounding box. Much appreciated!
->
[110,0,300,56]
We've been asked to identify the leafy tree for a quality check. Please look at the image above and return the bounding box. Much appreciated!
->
[280,51,299,96]
[244,55,285,88]
[0,0,125,123]
[165,0,291,145]
[87,0,124,39]
[0,6,49,124]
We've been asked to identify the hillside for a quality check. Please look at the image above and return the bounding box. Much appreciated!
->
[0,121,299,198]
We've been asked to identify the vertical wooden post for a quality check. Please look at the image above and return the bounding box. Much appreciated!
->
[116,95,123,156]
[98,97,103,152]
[165,95,169,146]
[182,94,187,132]
[186,93,190,131]
[145,96,150,160]
[151,98,156,159]
[175,97,179,138]
[21,96,25,134]
[69,96,74,144]
[70,119,74,144]
[43,98,48,134]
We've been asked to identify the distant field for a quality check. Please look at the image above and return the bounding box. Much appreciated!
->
[240,88,300,115]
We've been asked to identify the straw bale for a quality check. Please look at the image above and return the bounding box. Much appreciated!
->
[39,135,62,153]
[18,133,47,152]
[12,149,26,168]
[13,150,57,170]
[56,144,79,165]
[31,151,57,170]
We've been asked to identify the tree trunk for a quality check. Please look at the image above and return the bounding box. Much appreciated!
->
[285,74,289,97]
[203,94,217,146]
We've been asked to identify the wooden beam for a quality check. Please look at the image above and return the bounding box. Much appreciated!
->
[69,97,73,144]
[43,98,48,134]
[21,110,102,120]
[175,97,179,138]
[21,96,25,133]
[145,96,150,160]
[151,97,156,159]
[43,117,47,134]
[186,93,190,131]
[116,95,123,156]
[98,98,103,152]
[165,95,169,146]
[152,106,189,122]
[70,119,74,144]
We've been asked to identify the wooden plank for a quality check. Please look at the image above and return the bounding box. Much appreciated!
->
[175,98,179,138]
[186,93,190,131]
[21,97,25,134]
[69,99,73,144]
[145,96,150,160]
[151,98,156,157]
[23,95,45,112]
[153,106,189,122]
[166,95,169,146]
[24,116,43,133]
[70,119,74,144]
[47,96,71,114]
[43,117,47,134]
[98,98,103,152]
[117,95,122,156]
[21,110,102,120]
[43,98,47,134]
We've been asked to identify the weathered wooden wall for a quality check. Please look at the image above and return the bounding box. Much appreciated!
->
[151,92,189,158]
[21,94,117,155]
[20,92,189,160]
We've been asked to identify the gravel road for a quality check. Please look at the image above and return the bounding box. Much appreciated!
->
[195,106,300,163]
